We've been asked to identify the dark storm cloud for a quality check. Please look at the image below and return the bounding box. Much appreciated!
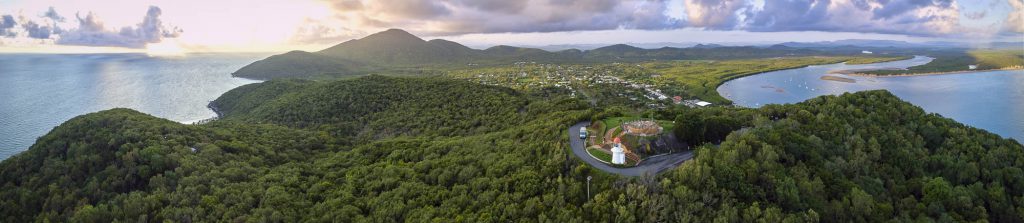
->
[57,6,182,48]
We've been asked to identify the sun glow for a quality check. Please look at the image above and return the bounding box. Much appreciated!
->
[145,40,186,57]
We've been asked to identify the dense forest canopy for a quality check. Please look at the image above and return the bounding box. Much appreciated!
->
[1,75,1021,222]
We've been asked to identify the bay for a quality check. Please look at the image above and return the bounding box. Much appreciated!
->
[0,53,265,159]
[718,56,1024,141]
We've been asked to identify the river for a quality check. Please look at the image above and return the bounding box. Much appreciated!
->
[718,56,1024,141]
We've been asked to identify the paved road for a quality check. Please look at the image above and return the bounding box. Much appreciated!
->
[569,121,694,177]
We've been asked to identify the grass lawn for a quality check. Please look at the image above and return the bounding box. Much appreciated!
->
[588,148,613,163]
[588,122,605,143]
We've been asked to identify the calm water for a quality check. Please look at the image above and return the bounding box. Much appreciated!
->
[718,56,1024,141]
[0,53,265,159]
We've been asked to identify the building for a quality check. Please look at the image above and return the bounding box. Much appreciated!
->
[672,96,683,104]
[969,65,978,70]
[682,99,713,107]
[611,138,626,164]
[862,50,873,54]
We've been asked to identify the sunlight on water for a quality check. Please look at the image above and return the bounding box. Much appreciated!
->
[0,53,266,159]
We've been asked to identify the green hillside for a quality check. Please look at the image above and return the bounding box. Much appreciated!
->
[231,50,363,80]
[1,75,1021,222]
[212,75,548,143]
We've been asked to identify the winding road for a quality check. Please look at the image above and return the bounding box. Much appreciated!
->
[569,121,694,177]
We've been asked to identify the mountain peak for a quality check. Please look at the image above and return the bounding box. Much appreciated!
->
[592,44,642,52]
[360,28,423,42]
[380,28,414,36]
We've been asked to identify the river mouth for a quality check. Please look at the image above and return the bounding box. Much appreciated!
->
[718,56,1024,141]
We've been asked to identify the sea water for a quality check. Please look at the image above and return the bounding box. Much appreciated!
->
[0,53,266,159]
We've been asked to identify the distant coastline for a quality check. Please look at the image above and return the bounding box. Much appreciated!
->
[830,66,1024,77]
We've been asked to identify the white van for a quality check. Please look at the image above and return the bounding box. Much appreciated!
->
[579,127,588,139]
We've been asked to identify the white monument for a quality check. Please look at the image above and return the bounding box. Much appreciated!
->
[611,143,626,164]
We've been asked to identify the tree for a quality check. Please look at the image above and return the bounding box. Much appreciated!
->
[674,109,704,146]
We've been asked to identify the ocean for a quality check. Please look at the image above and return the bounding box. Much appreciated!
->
[0,53,266,159]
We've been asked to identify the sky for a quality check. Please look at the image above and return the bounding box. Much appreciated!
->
[0,0,1021,53]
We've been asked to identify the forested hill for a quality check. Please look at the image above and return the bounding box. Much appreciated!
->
[210,75,552,143]
[1,76,1022,221]
[231,28,847,80]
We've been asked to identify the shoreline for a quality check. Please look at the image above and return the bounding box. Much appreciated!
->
[207,101,224,118]
[712,56,917,104]
[711,58,862,103]
[833,67,1024,77]
[186,102,224,125]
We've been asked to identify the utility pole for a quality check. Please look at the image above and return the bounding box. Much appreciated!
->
[586,175,592,201]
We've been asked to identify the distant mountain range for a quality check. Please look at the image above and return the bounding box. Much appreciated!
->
[777,39,1023,49]
[233,29,842,79]
[232,29,1020,80]
[524,42,710,51]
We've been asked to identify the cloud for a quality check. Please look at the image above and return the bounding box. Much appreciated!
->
[290,18,361,44]
[448,0,528,14]
[309,0,989,38]
[683,0,747,29]
[55,6,182,48]
[0,6,181,48]
[43,7,65,22]
[0,15,15,37]
[965,11,987,20]
[0,8,64,41]
[22,21,57,39]
[737,0,961,36]
[315,0,683,37]
[871,0,955,20]
[1007,0,1024,32]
